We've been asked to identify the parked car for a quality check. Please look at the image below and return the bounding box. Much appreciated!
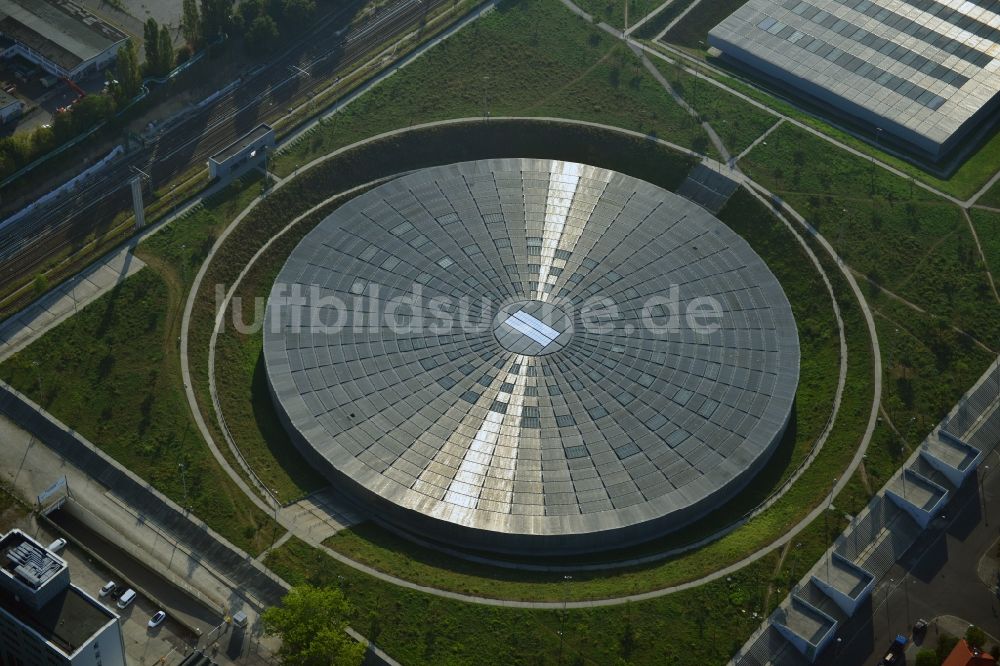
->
[913,619,929,639]
[47,538,66,554]
[148,610,167,628]
[109,584,124,599]
[99,581,116,597]
[879,635,908,665]
[117,588,136,609]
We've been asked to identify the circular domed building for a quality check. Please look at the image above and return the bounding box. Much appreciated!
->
[264,158,799,555]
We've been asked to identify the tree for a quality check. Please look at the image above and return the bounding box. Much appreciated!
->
[238,0,265,27]
[143,19,161,74]
[201,0,235,39]
[966,626,987,650]
[282,0,315,32]
[246,14,279,53]
[67,94,116,131]
[182,0,201,46]
[113,40,142,103]
[262,585,364,666]
[157,26,174,74]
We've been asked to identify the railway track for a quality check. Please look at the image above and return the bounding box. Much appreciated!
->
[0,0,442,309]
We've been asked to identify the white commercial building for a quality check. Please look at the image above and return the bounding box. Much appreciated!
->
[0,0,127,80]
[0,530,126,666]
[709,0,1000,160]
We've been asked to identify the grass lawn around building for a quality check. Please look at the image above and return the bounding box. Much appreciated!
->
[970,209,1000,282]
[976,180,1000,209]
[1,0,995,661]
[649,56,779,157]
[632,0,697,40]
[643,26,1000,201]
[659,0,746,49]
[207,175,870,602]
[190,119,702,511]
[574,0,665,30]
[267,515,844,666]
[740,123,1000,351]
[274,0,713,176]
[0,175,279,555]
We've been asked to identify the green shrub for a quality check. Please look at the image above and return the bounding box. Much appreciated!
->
[915,648,939,666]
[966,625,987,650]
[937,633,959,662]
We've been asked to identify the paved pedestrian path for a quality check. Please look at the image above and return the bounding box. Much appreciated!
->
[285,489,365,545]
[0,412,263,622]
[0,162,265,365]
[0,248,145,362]
[180,113,880,607]
[675,163,741,213]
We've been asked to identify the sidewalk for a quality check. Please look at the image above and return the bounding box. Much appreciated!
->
[0,162,266,364]
[0,412,278,649]
[0,248,145,362]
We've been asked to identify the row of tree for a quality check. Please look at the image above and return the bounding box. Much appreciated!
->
[180,0,318,54]
[181,0,236,47]
[1,0,320,180]
[111,0,247,103]
[0,95,118,178]
[143,19,175,78]
[74,0,320,113]
[914,626,1000,666]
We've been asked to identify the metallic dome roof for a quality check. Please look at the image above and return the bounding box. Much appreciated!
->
[264,158,799,554]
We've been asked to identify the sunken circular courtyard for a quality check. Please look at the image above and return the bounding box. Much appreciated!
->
[263,158,800,555]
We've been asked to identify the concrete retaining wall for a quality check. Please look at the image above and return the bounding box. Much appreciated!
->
[0,383,288,609]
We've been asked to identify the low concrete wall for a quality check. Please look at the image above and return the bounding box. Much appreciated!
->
[0,383,289,609]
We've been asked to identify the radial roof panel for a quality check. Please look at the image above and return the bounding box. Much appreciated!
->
[709,0,1000,159]
[264,159,800,554]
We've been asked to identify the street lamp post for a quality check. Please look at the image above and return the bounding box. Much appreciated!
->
[558,574,572,665]
[790,541,802,582]
[871,127,883,194]
[482,76,490,120]
[31,360,41,401]
[270,498,280,550]
[178,462,188,510]
[903,575,910,624]
[886,578,893,629]
[981,463,990,526]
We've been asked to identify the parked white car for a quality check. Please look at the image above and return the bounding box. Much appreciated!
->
[99,581,116,597]
[117,588,136,609]
[148,610,167,628]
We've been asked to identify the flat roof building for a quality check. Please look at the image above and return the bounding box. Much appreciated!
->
[0,0,127,80]
[0,88,22,124]
[0,530,125,666]
[709,0,1000,160]
[208,124,276,180]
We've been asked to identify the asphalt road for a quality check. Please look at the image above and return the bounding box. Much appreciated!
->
[48,507,223,637]
[815,450,1000,666]
[0,0,444,307]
